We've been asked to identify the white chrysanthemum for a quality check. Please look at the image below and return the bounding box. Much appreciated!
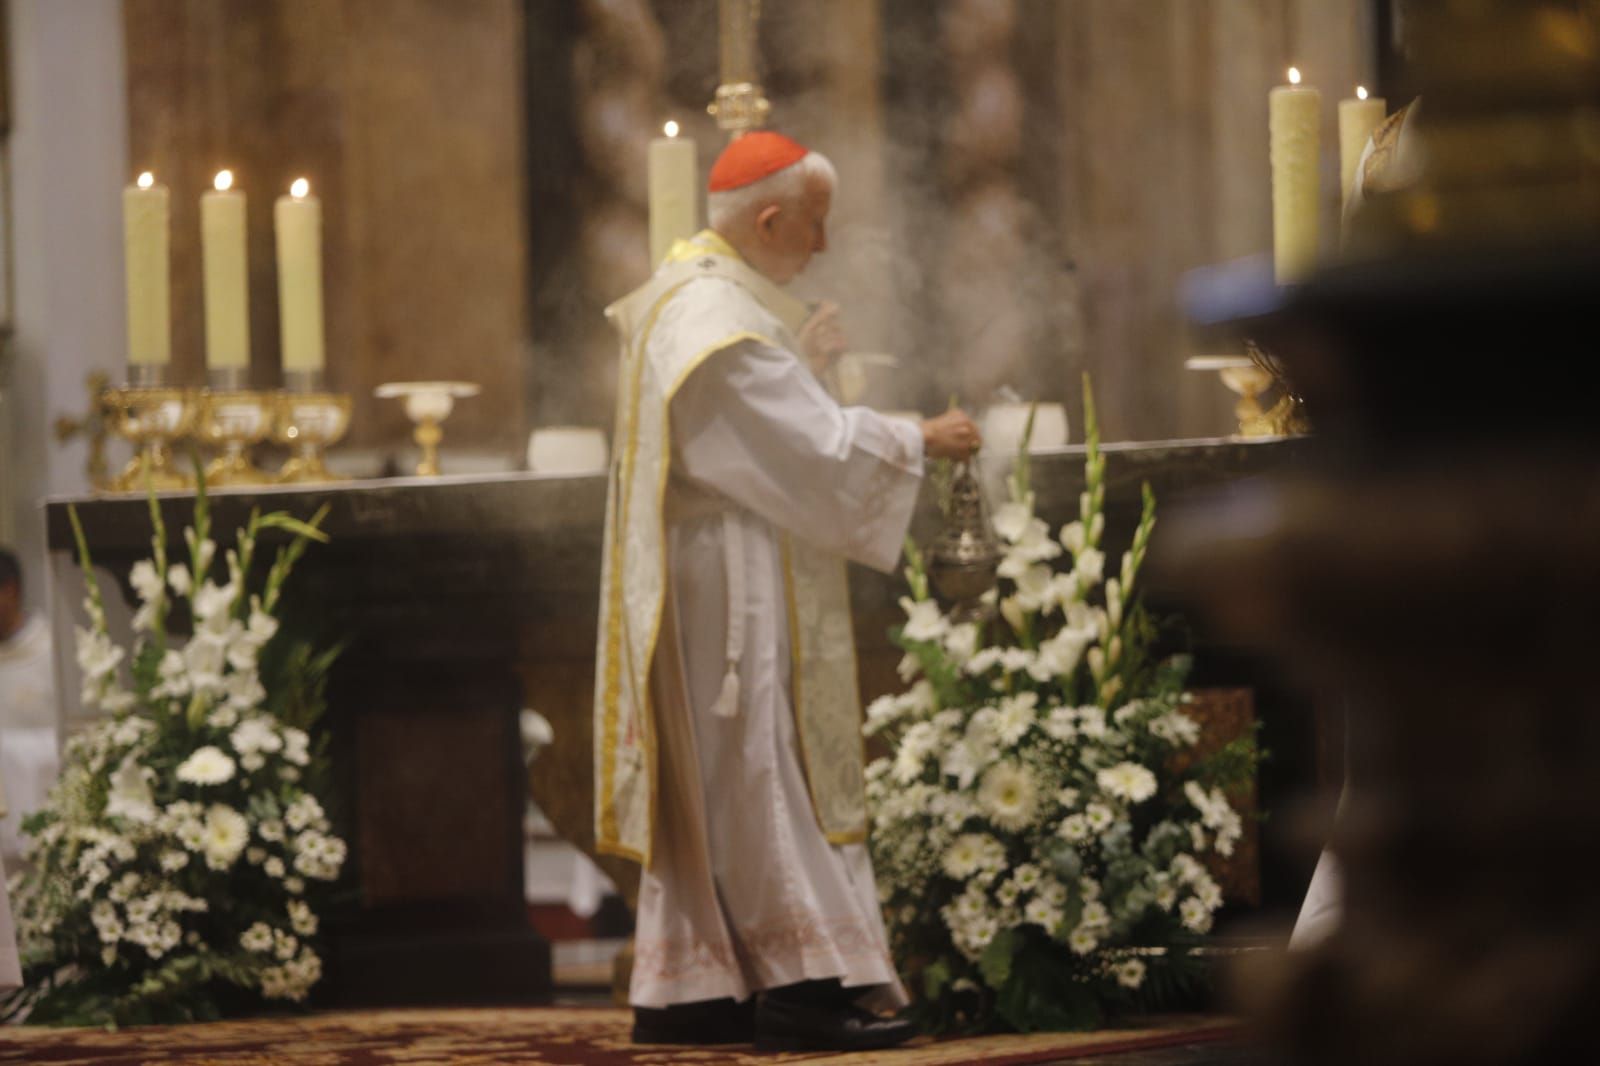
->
[942,834,989,879]
[202,804,249,870]
[286,795,327,832]
[1171,853,1206,885]
[1023,898,1063,931]
[994,692,1037,746]
[1114,958,1147,989]
[1068,927,1098,955]
[1154,882,1178,911]
[160,849,190,873]
[241,922,274,952]
[941,740,986,790]
[1180,897,1213,933]
[1057,814,1090,843]
[288,899,318,936]
[1096,761,1158,804]
[899,596,949,643]
[1081,901,1110,929]
[176,746,236,786]
[282,729,311,767]
[1085,803,1114,833]
[978,761,1039,832]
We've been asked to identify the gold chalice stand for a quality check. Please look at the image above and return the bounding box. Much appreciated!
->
[1185,355,1279,437]
[103,385,200,492]
[375,381,480,477]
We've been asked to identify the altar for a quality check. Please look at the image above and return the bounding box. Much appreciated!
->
[43,433,1310,1007]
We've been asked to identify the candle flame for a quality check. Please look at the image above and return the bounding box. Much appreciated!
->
[136,172,155,190]
[664,120,680,138]
[214,169,235,192]
[1356,85,1369,100]
[290,178,310,199]
[1288,67,1302,85]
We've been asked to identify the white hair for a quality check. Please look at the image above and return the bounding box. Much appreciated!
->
[707,150,837,231]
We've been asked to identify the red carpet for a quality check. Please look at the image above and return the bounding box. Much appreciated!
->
[0,1007,1237,1064]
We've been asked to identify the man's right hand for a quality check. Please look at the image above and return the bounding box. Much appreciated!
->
[921,409,983,460]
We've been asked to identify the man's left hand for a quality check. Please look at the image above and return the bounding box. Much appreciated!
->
[798,301,847,377]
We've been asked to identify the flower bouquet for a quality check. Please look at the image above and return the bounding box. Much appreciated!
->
[1,479,346,1026]
[866,379,1256,1033]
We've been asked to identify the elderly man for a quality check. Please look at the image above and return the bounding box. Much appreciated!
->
[595,131,979,1051]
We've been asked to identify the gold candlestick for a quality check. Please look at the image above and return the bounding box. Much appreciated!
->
[273,391,351,483]
[708,0,770,137]
[196,390,276,486]
[103,385,200,492]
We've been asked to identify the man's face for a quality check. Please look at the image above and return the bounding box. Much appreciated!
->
[759,172,831,284]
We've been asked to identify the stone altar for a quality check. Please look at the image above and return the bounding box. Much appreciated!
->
[44,435,1308,1005]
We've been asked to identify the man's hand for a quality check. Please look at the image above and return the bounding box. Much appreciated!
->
[921,409,983,460]
[797,301,847,377]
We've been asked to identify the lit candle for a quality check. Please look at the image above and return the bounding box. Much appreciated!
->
[1338,85,1387,214]
[274,177,325,374]
[123,171,171,368]
[201,169,250,371]
[648,121,699,267]
[1269,66,1322,284]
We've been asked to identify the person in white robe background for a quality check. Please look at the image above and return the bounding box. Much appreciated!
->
[0,547,49,990]
[594,132,980,1051]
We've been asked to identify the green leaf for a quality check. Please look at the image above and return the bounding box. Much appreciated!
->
[922,958,952,1000]
[978,927,1017,991]
[255,513,330,543]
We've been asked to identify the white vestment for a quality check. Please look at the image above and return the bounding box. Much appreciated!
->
[604,232,924,1008]
[0,613,60,867]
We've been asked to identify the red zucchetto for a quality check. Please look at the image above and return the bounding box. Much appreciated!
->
[707,131,810,192]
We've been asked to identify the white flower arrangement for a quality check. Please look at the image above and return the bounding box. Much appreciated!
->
[2,481,345,1027]
[867,380,1256,1033]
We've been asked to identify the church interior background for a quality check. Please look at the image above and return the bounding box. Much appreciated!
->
[2,0,1595,1060]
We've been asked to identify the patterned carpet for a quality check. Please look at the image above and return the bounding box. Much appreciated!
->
[0,1008,1237,1065]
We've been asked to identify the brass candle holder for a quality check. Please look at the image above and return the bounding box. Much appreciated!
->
[272,391,351,483]
[196,390,276,486]
[103,384,201,492]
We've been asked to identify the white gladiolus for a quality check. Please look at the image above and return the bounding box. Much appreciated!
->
[992,497,1034,542]
[129,560,164,604]
[168,563,192,596]
[899,596,949,643]
[1059,520,1086,555]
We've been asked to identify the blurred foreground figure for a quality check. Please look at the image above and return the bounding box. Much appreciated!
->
[1166,2,1600,1062]
[594,131,979,1052]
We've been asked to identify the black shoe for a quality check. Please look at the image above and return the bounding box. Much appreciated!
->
[631,997,756,1045]
[754,996,917,1052]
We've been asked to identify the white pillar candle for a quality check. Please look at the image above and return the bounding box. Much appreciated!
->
[274,177,325,373]
[649,121,699,267]
[123,171,171,367]
[1338,85,1387,213]
[1269,67,1322,284]
[201,169,250,371]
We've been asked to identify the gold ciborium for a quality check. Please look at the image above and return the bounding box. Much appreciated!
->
[195,390,275,486]
[103,385,200,492]
[272,391,351,483]
[925,459,1003,623]
[374,381,480,477]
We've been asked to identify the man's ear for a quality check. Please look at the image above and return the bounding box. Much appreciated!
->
[755,203,782,237]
